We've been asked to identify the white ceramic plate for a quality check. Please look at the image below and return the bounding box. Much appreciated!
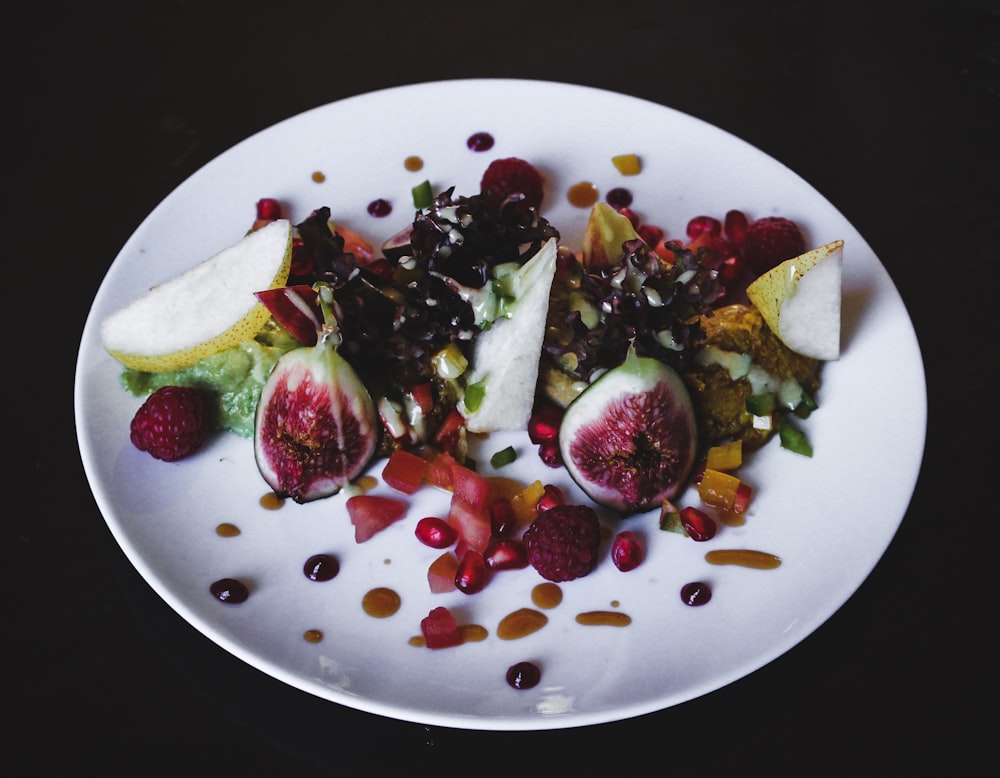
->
[75,79,926,731]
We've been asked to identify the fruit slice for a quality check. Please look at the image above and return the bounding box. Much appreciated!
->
[581,202,640,270]
[101,219,293,372]
[558,346,697,516]
[254,284,323,346]
[254,312,379,503]
[745,239,843,361]
[459,237,558,433]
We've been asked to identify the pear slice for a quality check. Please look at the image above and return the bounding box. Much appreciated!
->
[581,202,640,269]
[460,237,558,433]
[745,239,843,361]
[101,219,293,373]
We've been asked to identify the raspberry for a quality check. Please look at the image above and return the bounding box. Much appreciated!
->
[479,157,545,211]
[130,386,207,462]
[742,216,806,275]
[523,504,601,582]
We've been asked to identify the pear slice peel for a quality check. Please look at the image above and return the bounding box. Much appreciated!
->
[745,239,844,361]
[101,219,293,373]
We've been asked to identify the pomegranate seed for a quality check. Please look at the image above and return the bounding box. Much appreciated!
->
[610,531,643,572]
[490,497,517,537]
[536,484,565,513]
[303,554,340,582]
[724,209,749,248]
[455,550,488,594]
[680,581,712,606]
[686,215,722,239]
[255,198,282,221]
[680,506,717,542]
[415,517,457,549]
[605,187,633,209]
[638,223,664,247]
[506,661,541,689]
[538,441,563,467]
[617,206,641,229]
[528,403,563,444]
[484,537,528,570]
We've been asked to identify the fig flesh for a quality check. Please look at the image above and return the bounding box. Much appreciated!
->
[254,323,378,503]
[558,346,697,516]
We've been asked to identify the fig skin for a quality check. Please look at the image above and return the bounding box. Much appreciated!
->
[254,328,379,503]
[558,346,697,516]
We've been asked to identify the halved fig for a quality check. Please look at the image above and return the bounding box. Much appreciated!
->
[254,314,379,503]
[558,346,697,516]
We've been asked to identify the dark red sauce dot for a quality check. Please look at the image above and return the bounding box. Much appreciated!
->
[680,581,712,606]
[304,553,340,582]
[606,187,633,209]
[210,578,249,604]
[506,661,541,689]
[367,198,392,217]
[466,132,495,152]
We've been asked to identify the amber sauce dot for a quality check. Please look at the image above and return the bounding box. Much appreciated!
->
[567,181,599,208]
[311,171,326,183]
[575,611,632,627]
[497,608,548,640]
[260,492,285,510]
[215,522,241,537]
[531,582,563,609]
[404,155,424,171]
[459,624,488,643]
[705,549,782,569]
[356,475,378,492]
[303,629,324,643]
[362,587,401,618]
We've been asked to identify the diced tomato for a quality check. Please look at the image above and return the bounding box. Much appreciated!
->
[420,606,462,649]
[382,449,428,494]
[427,552,459,593]
[447,496,492,553]
[346,495,408,543]
[449,462,493,513]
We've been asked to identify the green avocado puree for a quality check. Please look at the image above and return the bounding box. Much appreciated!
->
[120,318,298,437]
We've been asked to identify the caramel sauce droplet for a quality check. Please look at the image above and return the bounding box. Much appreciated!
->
[311,171,326,183]
[303,629,323,643]
[215,522,240,537]
[575,611,632,627]
[362,587,401,618]
[260,492,285,510]
[497,608,548,640]
[404,155,424,171]
[459,624,488,643]
[567,181,599,208]
[531,582,563,609]
[705,549,782,569]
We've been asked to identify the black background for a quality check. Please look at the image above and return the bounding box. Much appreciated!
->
[10,1,997,774]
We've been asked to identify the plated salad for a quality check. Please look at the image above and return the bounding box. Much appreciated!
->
[100,149,843,682]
